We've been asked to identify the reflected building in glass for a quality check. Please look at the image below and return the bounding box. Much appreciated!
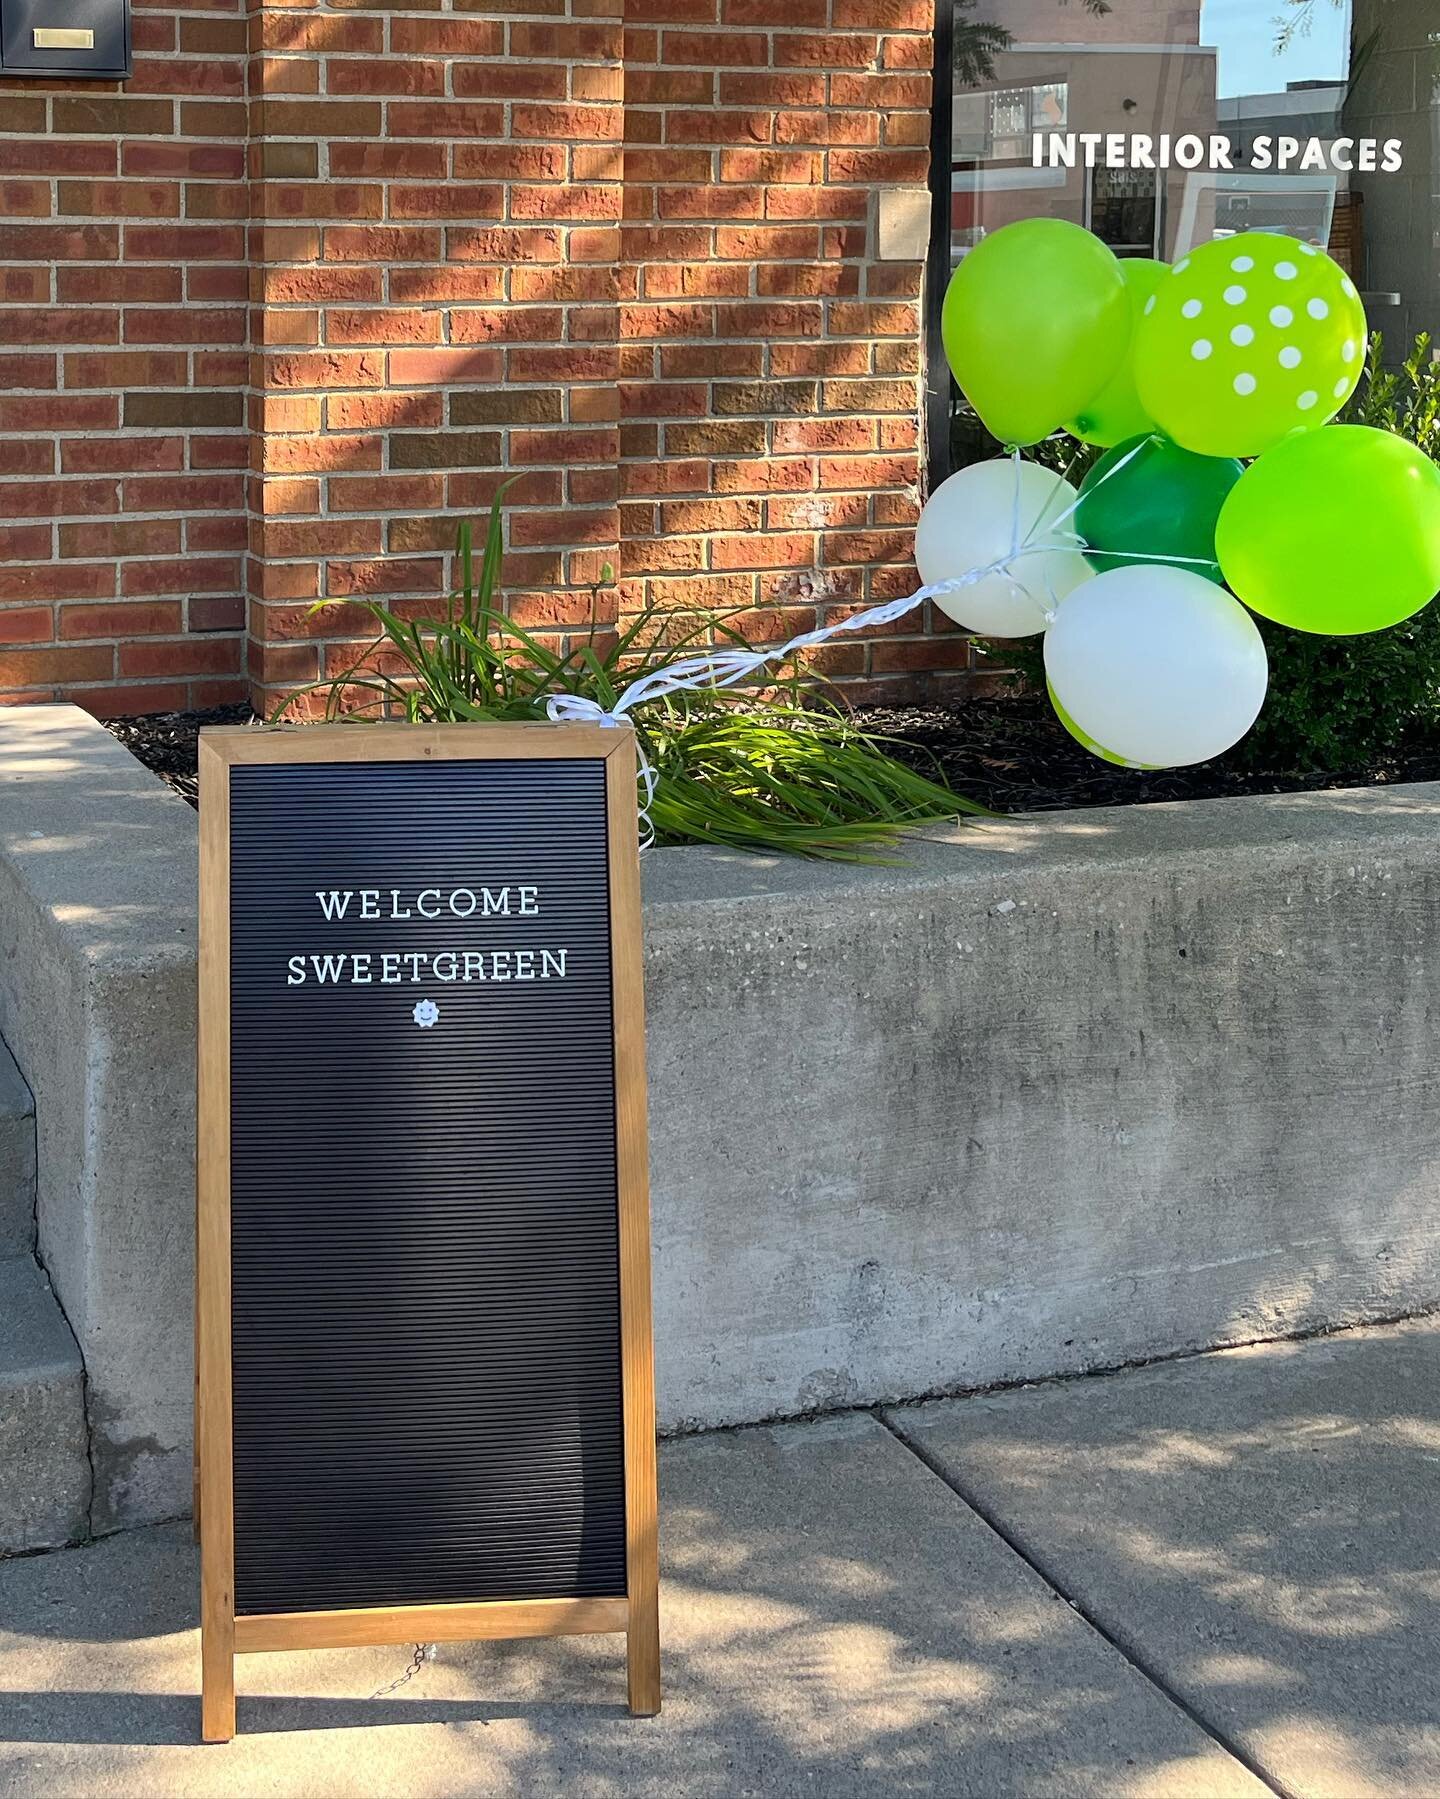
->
[941,0,1436,383]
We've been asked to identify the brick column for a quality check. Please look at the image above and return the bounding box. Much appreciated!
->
[618,0,960,701]
[244,0,625,714]
[0,5,249,714]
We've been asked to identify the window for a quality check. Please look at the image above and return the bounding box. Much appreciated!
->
[927,0,1439,483]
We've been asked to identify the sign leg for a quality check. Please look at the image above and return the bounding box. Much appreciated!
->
[626,1594,660,1717]
[200,1615,235,1742]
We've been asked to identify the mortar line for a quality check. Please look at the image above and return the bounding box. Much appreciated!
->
[877,1408,1295,1799]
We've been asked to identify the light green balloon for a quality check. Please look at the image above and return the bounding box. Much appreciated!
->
[1046,679,1159,769]
[1216,424,1440,636]
[1133,231,1367,459]
[1065,258,1167,447]
[943,219,1130,448]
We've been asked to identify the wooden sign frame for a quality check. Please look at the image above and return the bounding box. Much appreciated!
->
[196,722,659,1741]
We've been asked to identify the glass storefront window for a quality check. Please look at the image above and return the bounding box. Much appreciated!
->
[931,0,1439,471]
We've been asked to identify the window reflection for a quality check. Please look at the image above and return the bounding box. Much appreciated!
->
[942,0,1437,362]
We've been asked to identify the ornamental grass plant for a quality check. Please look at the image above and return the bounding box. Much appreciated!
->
[276,495,987,859]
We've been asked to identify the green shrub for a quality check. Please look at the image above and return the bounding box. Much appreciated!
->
[275,494,989,860]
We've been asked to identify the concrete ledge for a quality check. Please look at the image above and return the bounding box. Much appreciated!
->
[0,706,197,1531]
[643,791,1440,1426]
[5,702,1440,1526]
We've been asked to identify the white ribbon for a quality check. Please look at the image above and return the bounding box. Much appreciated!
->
[544,438,1217,846]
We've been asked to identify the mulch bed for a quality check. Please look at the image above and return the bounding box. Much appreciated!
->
[104,695,1440,817]
[854,693,1440,814]
[104,704,252,808]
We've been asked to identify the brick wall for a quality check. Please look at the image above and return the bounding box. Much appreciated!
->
[618,0,966,699]
[0,2,249,713]
[245,0,626,715]
[0,0,961,717]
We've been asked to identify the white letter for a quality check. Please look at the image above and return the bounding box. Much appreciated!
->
[416,889,440,919]
[404,952,426,980]
[287,956,306,986]
[388,889,411,919]
[541,949,568,979]
[1032,132,1043,168]
[1049,135,1076,169]
[513,950,536,980]
[1130,135,1155,170]
[433,952,458,982]
[381,954,402,984]
[518,886,539,916]
[1277,136,1300,169]
[1175,135,1204,169]
[1382,139,1403,173]
[1079,132,1102,168]
[449,887,477,919]
[1330,137,1354,172]
[309,954,348,984]
[351,953,371,984]
[1358,140,1377,171]
[1300,138,1328,171]
[314,891,352,921]
[481,888,511,916]
[1250,136,1272,170]
[359,890,379,920]
[490,951,512,981]
[1105,132,1126,167]
[462,951,485,981]
[1209,136,1233,170]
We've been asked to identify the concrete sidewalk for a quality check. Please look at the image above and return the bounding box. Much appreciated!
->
[2,1316,1438,1798]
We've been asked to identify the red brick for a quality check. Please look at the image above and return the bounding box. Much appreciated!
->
[189,595,245,632]
[325,310,444,346]
[0,223,119,261]
[387,103,506,139]
[61,601,183,638]
[326,391,445,430]
[59,518,181,559]
[0,526,53,560]
[0,395,115,429]
[120,557,239,596]
[125,223,244,260]
[0,607,55,644]
[327,63,446,98]
[387,347,504,386]
[452,64,569,101]
[327,144,447,181]
[0,141,116,176]
[511,103,621,141]
[122,140,244,180]
[389,17,503,55]
[0,645,114,687]
[256,12,384,52]
[119,636,242,677]
[61,437,183,474]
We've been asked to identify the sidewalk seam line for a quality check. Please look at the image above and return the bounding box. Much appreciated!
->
[876,1407,1295,1799]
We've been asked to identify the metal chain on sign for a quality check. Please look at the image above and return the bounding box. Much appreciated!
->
[369,1641,435,1700]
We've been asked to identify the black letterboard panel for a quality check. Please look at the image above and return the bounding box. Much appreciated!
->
[227,758,626,1616]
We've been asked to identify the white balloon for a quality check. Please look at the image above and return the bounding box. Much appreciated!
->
[914,459,1092,638]
[1044,566,1268,768]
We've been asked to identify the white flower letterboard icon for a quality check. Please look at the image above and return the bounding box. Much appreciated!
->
[412,999,439,1029]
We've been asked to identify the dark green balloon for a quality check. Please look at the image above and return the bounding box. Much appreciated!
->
[1076,433,1244,585]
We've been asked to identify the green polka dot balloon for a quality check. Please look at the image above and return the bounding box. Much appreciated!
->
[1133,232,1367,460]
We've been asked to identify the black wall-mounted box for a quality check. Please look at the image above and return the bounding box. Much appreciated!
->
[0,0,130,77]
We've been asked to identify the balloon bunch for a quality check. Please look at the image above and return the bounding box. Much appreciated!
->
[921,219,1440,769]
